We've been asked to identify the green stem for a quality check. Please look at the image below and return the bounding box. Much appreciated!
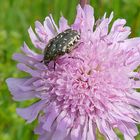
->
[79,0,90,8]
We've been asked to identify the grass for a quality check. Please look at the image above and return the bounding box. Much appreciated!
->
[0,0,140,139]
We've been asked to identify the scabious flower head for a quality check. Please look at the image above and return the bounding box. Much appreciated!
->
[6,4,140,140]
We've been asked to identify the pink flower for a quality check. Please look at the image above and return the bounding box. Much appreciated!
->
[6,4,140,140]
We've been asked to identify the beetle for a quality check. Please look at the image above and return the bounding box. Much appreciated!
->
[43,29,80,66]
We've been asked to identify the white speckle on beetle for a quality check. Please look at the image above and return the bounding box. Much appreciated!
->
[62,46,67,52]
[69,42,73,46]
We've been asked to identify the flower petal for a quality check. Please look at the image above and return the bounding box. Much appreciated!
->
[51,117,71,140]
[42,108,59,132]
[17,63,40,77]
[59,16,69,32]
[44,15,58,38]
[28,27,45,50]
[87,119,96,140]
[83,4,94,30]
[16,100,46,123]
[96,118,119,140]
[6,78,36,101]
[108,19,131,42]
[35,21,48,43]
[118,121,138,140]
[21,42,43,61]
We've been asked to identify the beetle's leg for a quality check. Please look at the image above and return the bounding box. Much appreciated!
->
[40,60,43,63]
[68,56,84,62]
[77,41,84,46]
[53,61,56,70]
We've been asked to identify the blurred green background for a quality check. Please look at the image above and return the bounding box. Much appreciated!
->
[0,0,140,140]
